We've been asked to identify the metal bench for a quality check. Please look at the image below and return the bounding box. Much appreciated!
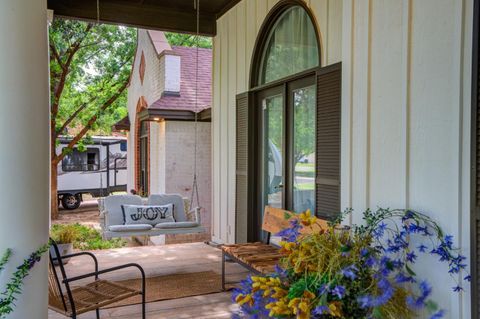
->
[48,239,146,319]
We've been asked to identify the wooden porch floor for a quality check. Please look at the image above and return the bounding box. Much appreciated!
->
[48,243,248,319]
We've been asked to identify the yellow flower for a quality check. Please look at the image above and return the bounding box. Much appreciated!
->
[235,294,253,306]
[298,209,318,227]
[302,290,316,300]
[328,301,343,317]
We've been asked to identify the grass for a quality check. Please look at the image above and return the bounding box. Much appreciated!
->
[295,183,315,191]
[295,162,315,178]
[51,224,127,250]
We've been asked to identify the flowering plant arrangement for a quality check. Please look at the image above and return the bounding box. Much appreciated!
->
[0,244,50,318]
[232,208,469,319]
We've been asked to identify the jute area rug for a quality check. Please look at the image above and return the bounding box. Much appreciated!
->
[106,271,224,308]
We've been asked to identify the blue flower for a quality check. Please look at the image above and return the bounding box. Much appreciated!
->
[360,248,369,257]
[430,310,445,319]
[417,244,428,253]
[444,235,454,249]
[318,284,330,295]
[340,265,358,280]
[407,280,432,309]
[402,210,415,222]
[357,295,374,308]
[275,219,302,242]
[453,285,463,292]
[365,256,377,267]
[331,285,346,299]
[395,272,415,283]
[406,251,417,263]
[373,222,387,239]
[312,305,330,316]
[464,275,471,282]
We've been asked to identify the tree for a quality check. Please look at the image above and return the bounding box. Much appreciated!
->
[49,19,136,219]
[165,32,212,48]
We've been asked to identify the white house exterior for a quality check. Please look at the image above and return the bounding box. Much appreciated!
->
[210,1,475,318]
[1,0,480,318]
[122,30,212,243]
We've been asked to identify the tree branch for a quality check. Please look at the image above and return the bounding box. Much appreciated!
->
[54,79,129,164]
[49,42,64,69]
[51,23,94,120]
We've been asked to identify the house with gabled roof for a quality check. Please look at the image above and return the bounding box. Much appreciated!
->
[115,30,212,243]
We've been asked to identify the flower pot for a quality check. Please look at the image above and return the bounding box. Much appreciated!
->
[50,243,73,265]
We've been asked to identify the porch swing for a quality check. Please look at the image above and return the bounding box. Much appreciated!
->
[100,0,206,240]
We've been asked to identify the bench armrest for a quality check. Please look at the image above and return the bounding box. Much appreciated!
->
[99,209,109,231]
[188,207,201,224]
[64,263,145,287]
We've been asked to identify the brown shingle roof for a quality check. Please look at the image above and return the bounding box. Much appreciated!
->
[149,46,212,113]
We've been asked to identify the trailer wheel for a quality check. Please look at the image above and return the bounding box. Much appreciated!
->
[61,194,81,210]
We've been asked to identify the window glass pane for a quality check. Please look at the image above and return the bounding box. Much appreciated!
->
[120,141,127,152]
[260,6,319,84]
[293,85,316,213]
[62,148,99,171]
[263,94,284,209]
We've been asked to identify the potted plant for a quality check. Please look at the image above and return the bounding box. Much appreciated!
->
[232,209,470,319]
[50,224,78,265]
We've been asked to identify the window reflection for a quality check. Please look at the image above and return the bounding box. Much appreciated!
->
[293,85,316,213]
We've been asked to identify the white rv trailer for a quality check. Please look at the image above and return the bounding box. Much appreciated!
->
[57,136,127,209]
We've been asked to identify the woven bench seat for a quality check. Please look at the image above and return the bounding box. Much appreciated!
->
[49,279,140,316]
[48,239,146,319]
[221,207,329,290]
[222,242,284,274]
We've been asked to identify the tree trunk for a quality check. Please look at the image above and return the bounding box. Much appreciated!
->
[51,161,58,220]
[51,122,59,220]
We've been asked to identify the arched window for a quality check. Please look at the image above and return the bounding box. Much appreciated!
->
[236,2,341,241]
[258,6,320,85]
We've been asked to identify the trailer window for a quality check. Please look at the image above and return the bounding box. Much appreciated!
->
[120,141,127,152]
[62,148,100,172]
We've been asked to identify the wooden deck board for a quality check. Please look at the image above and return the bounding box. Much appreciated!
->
[48,243,248,319]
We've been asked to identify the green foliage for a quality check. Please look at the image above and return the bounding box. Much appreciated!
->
[49,19,136,139]
[50,224,79,244]
[0,245,50,318]
[51,224,127,250]
[165,32,212,48]
[0,250,12,273]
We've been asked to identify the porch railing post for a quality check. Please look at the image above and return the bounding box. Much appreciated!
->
[0,1,50,319]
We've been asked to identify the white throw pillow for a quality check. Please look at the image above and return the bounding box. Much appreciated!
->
[121,204,175,226]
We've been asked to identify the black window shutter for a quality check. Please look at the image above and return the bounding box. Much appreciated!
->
[315,63,342,219]
[236,92,253,243]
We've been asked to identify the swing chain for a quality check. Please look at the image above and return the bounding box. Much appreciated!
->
[190,0,201,210]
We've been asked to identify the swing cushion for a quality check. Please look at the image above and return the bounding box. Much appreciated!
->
[147,194,187,222]
[109,224,153,232]
[122,204,175,226]
[155,221,200,229]
[103,195,144,227]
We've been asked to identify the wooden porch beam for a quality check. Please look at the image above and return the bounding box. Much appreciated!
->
[47,0,217,36]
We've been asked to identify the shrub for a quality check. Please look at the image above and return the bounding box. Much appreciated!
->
[50,224,127,250]
[50,224,79,244]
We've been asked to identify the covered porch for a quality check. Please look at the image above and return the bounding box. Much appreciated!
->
[0,0,478,318]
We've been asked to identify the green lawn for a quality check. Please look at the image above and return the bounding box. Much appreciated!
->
[295,162,315,178]
[295,183,315,190]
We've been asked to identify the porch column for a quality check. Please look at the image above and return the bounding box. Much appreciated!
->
[0,1,50,319]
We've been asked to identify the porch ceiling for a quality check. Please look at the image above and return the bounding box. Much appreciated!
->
[47,0,241,36]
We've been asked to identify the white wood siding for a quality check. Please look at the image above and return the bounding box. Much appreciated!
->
[342,0,473,317]
[214,0,474,315]
[212,0,343,243]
